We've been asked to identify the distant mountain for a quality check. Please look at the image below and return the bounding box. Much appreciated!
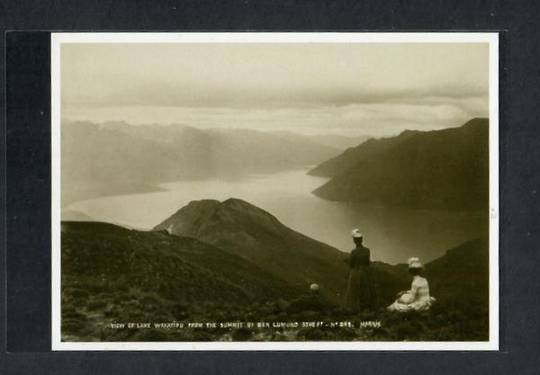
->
[153,198,351,301]
[272,130,370,150]
[308,130,417,177]
[310,118,489,210]
[308,134,371,150]
[61,121,340,204]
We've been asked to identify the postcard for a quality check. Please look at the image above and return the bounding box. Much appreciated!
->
[51,32,499,350]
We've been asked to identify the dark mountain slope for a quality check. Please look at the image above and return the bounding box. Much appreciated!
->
[308,129,417,177]
[154,198,351,301]
[61,221,302,308]
[311,119,489,210]
[425,237,489,307]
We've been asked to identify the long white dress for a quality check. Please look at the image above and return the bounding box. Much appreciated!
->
[387,275,436,312]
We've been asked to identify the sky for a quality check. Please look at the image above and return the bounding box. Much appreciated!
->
[61,42,489,137]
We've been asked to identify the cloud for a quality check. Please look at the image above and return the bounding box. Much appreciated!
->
[61,42,489,136]
[62,43,488,106]
[68,84,488,110]
[63,93,487,137]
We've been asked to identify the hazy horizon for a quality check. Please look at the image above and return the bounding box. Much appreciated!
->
[61,43,489,137]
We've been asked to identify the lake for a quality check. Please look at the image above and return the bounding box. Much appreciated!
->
[63,169,487,264]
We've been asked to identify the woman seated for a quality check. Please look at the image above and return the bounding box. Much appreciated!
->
[387,257,436,312]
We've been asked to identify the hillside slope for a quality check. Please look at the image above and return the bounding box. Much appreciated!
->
[61,221,301,305]
[153,198,351,301]
[308,130,416,177]
[61,219,489,342]
[310,118,489,210]
[425,237,489,307]
[385,237,489,303]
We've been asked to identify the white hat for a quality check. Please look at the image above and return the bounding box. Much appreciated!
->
[351,229,363,238]
[408,257,423,269]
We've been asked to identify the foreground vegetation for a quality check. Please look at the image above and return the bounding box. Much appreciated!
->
[61,221,488,342]
[63,286,488,342]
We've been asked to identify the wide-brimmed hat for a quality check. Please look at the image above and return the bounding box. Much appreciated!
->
[408,257,423,269]
[351,229,363,238]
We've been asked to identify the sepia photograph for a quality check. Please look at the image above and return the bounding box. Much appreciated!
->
[51,33,499,350]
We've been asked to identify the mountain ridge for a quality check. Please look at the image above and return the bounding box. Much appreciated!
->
[310,118,489,210]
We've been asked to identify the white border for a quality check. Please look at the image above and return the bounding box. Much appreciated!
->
[51,32,499,351]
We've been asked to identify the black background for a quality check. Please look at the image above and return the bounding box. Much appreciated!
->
[2,1,539,373]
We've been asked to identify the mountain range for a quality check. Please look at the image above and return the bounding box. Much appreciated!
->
[61,121,345,204]
[309,118,489,210]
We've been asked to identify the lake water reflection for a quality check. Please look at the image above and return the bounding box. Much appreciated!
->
[63,169,487,264]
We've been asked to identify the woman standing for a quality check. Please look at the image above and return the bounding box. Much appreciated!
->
[345,229,378,312]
